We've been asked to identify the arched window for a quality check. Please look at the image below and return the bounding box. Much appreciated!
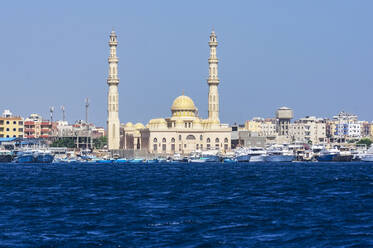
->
[200,135,203,141]
[186,135,196,140]
[224,138,228,143]
[179,135,182,141]
[215,138,219,143]
[162,138,166,143]
[153,138,157,143]
[207,138,210,143]
[171,138,175,143]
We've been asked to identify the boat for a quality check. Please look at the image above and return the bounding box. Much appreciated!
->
[35,150,54,163]
[15,150,36,163]
[172,153,188,162]
[0,150,13,163]
[128,158,144,164]
[189,158,208,163]
[248,147,266,162]
[234,147,251,162]
[317,147,352,162]
[146,159,159,164]
[96,159,114,164]
[223,158,237,163]
[114,158,128,164]
[361,147,373,162]
[200,150,220,162]
[265,145,294,162]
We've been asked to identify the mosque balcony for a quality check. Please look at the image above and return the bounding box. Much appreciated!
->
[108,58,119,63]
[208,58,219,63]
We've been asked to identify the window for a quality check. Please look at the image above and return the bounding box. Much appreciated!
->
[19,121,23,125]
[171,138,175,143]
[179,135,182,141]
[6,128,9,131]
[162,138,166,143]
[224,144,228,150]
[153,144,157,151]
[153,138,157,143]
[171,144,175,151]
[0,120,3,125]
[179,144,182,151]
[13,135,16,137]
[207,144,211,149]
[186,135,195,140]
[224,138,228,143]
[185,123,187,128]
[196,144,199,149]
[184,144,186,148]
[200,135,203,141]
[162,144,166,152]
[13,121,16,125]
[6,121,9,125]
[207,138,210,143]
[215,138,219,143]
[13,128,16,131]
[19,128,23,132]
[215,143,219,149]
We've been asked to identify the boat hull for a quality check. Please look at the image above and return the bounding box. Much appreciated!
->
[17,155,36,163]
[265,155,294,162]
[0,155,13,163]
[249,155,266,162]
[236,155,251,162]
[362,155,373,162]
[35,154,54,163]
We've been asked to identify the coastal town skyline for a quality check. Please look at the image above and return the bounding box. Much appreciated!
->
[1,1,373,126]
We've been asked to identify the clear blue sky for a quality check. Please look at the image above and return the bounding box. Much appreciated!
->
[1,1,373,126]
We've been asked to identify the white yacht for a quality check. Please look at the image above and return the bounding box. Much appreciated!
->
[265,145,294,162]
[248,147,266,162]
[361,146,373,162]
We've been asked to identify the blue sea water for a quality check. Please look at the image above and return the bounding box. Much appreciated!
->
[0,162,373,247]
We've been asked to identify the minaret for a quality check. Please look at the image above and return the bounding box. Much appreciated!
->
[107,30,120,150]
[207,30,220,123]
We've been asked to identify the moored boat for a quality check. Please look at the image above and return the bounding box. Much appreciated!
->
[0,150,13,163]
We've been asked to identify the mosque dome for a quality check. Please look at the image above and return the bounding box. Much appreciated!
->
[171,95,196,111]
[134,123,145,129]
[125,122,134,128]
[171,95,197,117]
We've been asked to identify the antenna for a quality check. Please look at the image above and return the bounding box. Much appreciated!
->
[85,98,90,124]
[61,105,65,122]
[49,106,54,123]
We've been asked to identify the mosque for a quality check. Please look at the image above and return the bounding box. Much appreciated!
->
[107,30,231,155]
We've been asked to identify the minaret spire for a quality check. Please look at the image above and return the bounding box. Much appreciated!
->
[107,30,120,150]
[207,30,220,123]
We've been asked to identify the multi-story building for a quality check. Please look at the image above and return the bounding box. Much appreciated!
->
[332,112,361,141]
[0,110,24,138]
[24,114,54,139]
[291,116,326,144]
[260,118,277,137]
[244,118,263,133]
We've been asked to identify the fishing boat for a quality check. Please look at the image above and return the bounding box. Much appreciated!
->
[35,150,54,163]
[15,150,36,163]
[0,150,13,163]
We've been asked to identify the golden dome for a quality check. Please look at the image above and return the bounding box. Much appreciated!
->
[125,122,134,128]
[171,95,196,111]
[134,123,145,129]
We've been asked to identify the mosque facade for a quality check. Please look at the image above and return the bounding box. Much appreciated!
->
[118,30,231,155]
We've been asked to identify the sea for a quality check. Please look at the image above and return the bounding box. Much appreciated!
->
[0,162,373,247]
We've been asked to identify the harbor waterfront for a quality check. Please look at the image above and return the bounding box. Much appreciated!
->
[0,162,372,246]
